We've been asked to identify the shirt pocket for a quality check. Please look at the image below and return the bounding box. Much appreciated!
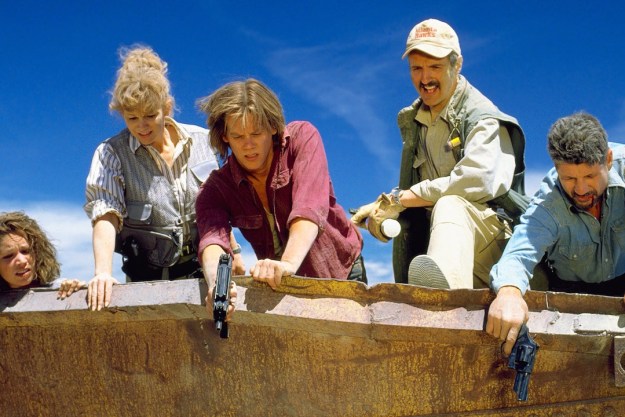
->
[412,154,426,170]
[557,242,595,261]
[126,202,152,226]
[232,214,263,230]
[556,242,596,277]
[611,220,625,251]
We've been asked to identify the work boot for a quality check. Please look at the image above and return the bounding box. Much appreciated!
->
[407,255,450,289]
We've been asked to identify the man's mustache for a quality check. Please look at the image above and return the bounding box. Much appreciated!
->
[420,81,439,89]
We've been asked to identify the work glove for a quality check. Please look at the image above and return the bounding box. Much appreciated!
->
[351,193,405,242]
[350,201,377,229]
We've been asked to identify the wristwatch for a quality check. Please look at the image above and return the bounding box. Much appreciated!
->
[232,244,242,254]
[390,187,403,207]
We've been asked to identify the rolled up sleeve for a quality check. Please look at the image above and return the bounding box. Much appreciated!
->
[84,142,125,230]
[196,177,232,257]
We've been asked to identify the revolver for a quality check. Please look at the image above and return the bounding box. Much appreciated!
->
[212,253,232,339]
[508,323,539,401]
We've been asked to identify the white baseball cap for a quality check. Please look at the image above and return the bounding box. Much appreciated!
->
[402,19,461,59]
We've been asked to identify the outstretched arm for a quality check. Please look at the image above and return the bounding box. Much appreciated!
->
[486,285,529,355]
[250,218,318,289]
[88,213,120,311]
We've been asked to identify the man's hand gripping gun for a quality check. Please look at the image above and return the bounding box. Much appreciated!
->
[508,323,539,401]
[213,253,232,339]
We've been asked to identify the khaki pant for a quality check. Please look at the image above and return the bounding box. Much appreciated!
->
[426,195,512,289]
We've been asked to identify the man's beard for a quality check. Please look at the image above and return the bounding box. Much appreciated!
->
[570,192,600,212]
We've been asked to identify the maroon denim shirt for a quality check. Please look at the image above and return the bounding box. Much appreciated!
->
[196,121,362,279]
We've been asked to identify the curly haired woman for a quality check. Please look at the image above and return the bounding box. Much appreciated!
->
[0,211,84,298]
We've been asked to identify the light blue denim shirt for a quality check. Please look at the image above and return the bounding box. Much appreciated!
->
[491,143,625,294]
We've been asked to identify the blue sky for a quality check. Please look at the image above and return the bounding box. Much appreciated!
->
[2,1,625,284]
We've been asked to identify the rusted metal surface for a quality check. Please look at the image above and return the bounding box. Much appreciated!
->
[615,336,625,387]
[1,277,625,416]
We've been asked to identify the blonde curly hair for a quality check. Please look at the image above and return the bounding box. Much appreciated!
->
[0,211,60,286]
[109,45,175,115]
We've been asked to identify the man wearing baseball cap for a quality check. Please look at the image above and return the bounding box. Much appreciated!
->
[352,19,528,289]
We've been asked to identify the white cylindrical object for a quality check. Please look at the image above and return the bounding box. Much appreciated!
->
[381,219,401,239]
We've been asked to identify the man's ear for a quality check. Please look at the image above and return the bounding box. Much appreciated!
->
[606,148,614,170]
[456,55,463,73]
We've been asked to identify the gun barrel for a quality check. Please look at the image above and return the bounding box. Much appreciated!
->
[514,373,530,401]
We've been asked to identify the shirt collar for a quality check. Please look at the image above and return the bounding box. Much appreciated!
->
[128,131,141,153]
[604,167,625,207]
[126,116,192,153]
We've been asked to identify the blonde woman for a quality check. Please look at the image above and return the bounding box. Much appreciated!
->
[84,45,242,311]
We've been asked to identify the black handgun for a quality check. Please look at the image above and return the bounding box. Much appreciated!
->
[508,323,539,401]
[212,253,232,339]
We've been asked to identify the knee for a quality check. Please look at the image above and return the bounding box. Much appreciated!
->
[431,195,471,224]
[433,195,466,210]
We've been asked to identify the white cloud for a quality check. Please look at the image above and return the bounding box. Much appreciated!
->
[363,257,394,285]
[524,168,548,197]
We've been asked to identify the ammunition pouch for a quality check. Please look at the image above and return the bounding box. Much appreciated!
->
[115,202,192,268]
[116,224,185,268]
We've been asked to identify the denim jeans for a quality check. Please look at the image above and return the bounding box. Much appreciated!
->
[347,254,367,284]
